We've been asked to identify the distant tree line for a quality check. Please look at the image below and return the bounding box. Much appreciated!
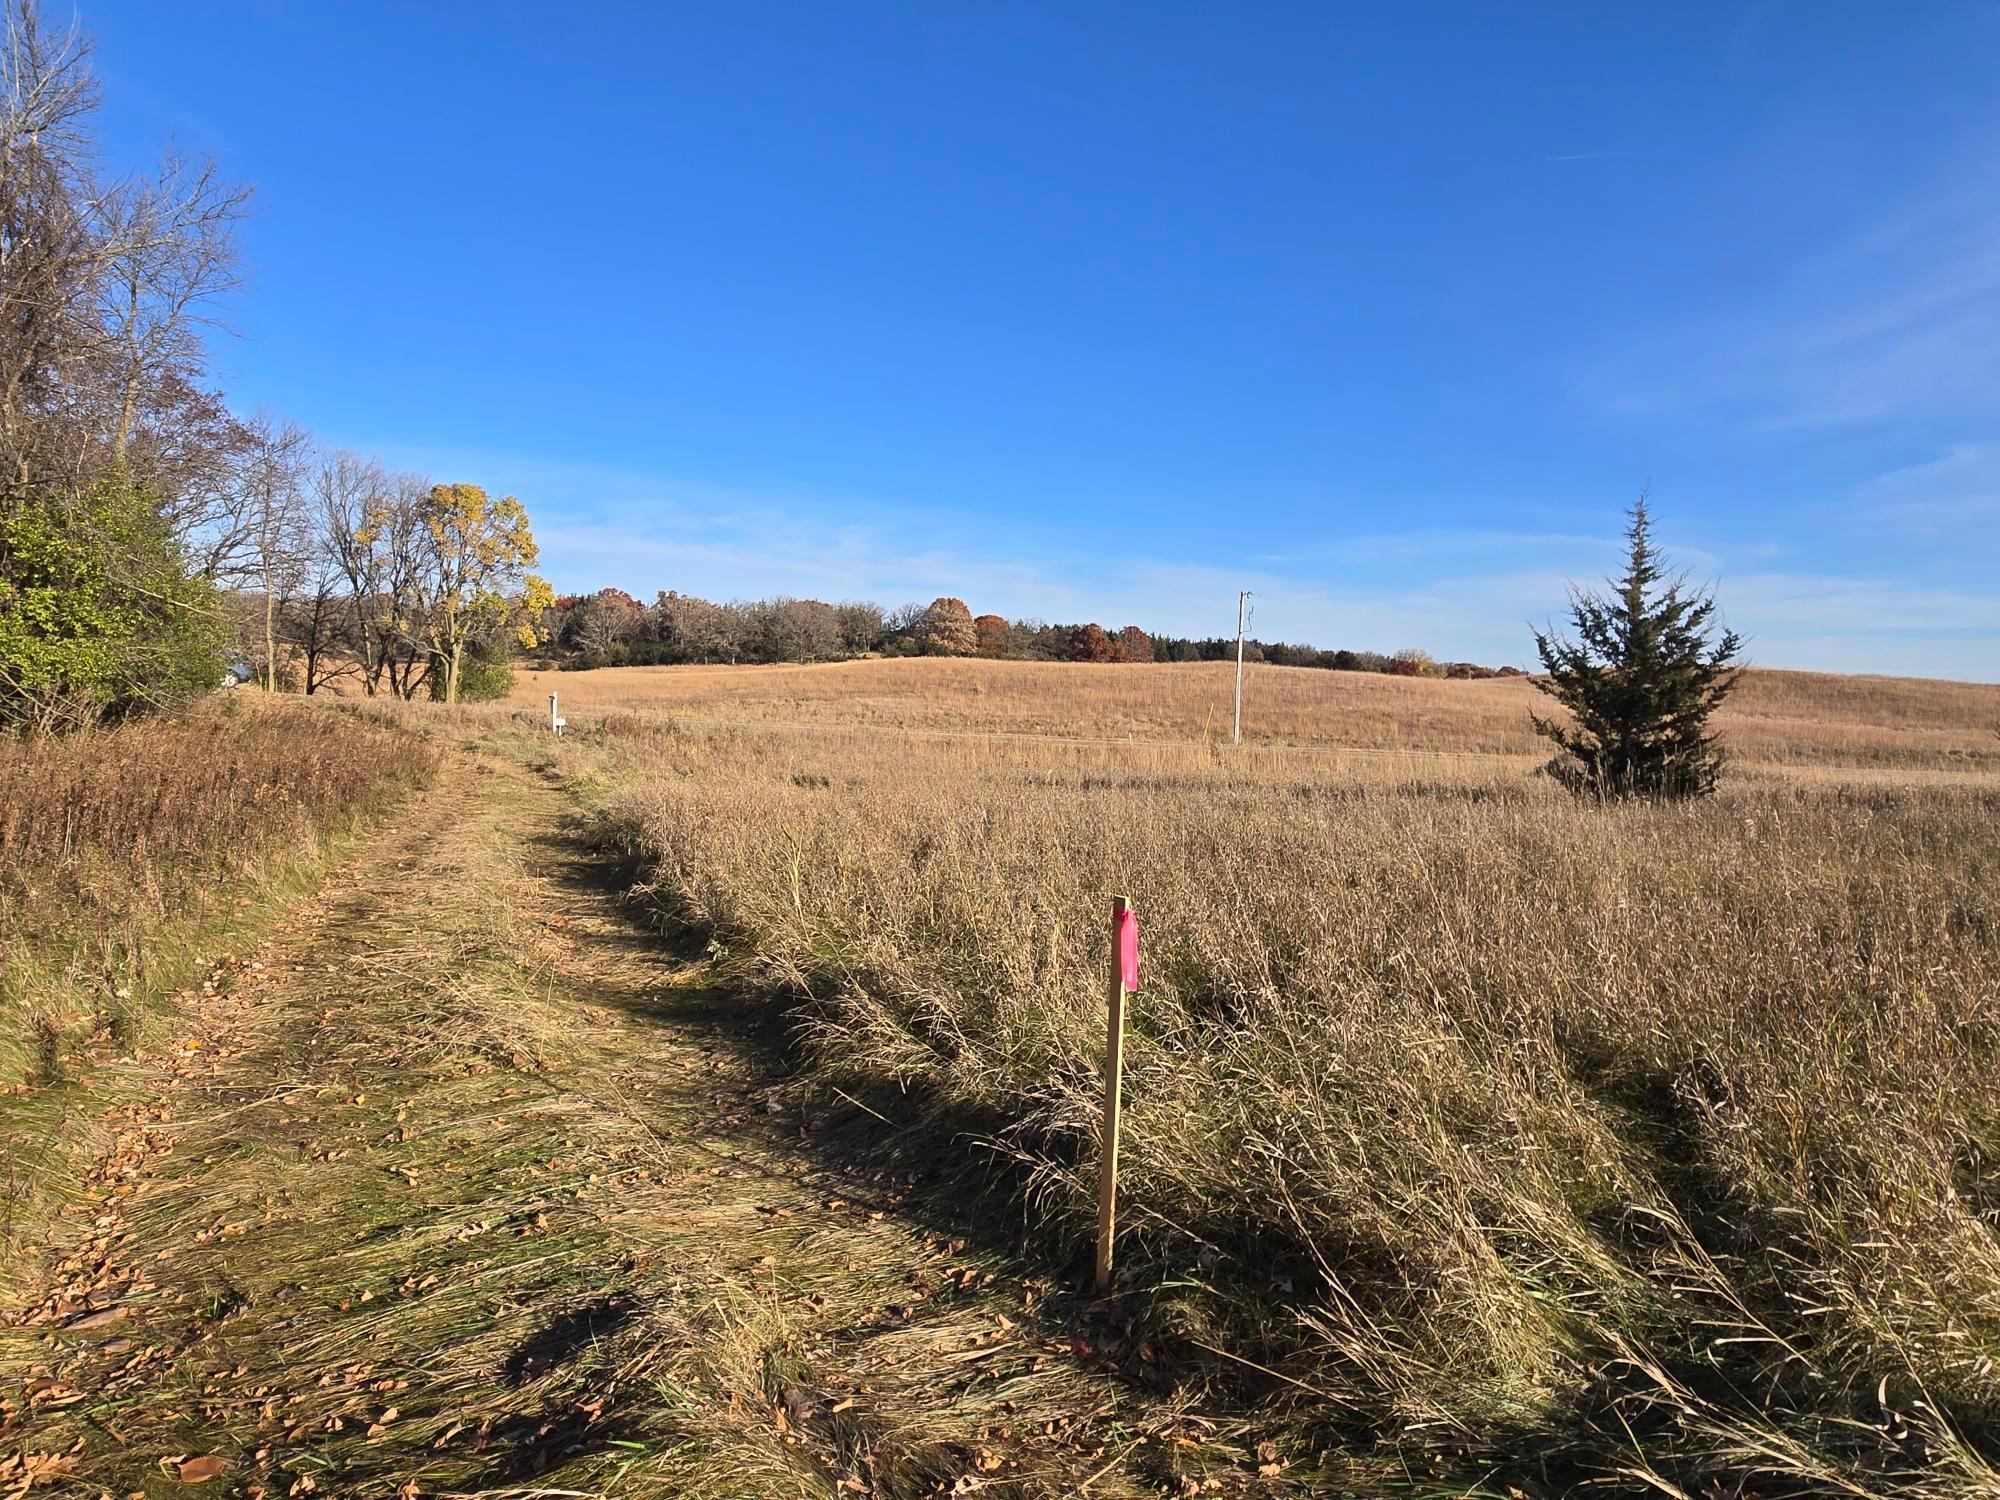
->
[541,590,1519,679]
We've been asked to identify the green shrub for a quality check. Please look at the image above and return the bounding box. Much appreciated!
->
[431,641,513,702]
[0,486,228,733]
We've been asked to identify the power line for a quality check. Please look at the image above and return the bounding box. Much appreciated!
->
[1232,590,1252,745]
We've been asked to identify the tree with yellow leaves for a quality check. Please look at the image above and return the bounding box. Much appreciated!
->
[412,482,554,704]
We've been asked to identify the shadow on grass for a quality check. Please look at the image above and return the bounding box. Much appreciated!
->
[453,1405,649,1488]
[523,804,2000,1498]
[503,1292,640,1386]
[520,812,1348,1477]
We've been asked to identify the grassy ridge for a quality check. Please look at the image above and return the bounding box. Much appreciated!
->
[592,721,2000,1493]
[517,657,2000,772]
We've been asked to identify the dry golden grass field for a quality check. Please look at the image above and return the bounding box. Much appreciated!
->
[6,661,1999,1498]
[536,657,2000,1492]
[515,656,2000,775]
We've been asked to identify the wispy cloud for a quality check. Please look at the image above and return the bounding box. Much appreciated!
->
[1592,139,2000,430]
[1274,523,1722,578]
[1848,443,2000,533]
[1726,572,2000,635]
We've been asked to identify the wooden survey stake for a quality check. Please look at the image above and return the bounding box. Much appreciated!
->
[1096,896,1139,1294]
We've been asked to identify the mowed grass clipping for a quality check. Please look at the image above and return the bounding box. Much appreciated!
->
[588,715,2000,1494]
[0,697,440,1280]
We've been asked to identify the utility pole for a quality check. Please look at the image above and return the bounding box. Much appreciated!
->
[1232,590,1252,745]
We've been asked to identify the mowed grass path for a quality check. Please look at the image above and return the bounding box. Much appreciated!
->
[3,750,1278,1498]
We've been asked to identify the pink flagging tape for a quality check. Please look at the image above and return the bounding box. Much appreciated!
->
[1116,904,1139,992]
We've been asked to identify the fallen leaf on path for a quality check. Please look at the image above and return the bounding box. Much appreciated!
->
[178,1454,229,1482]
[64,1306,128,1330]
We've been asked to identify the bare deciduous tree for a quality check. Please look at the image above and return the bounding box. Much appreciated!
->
[318,454,433,697]
[98,151,249,468]
[568,587,645,658]
[654,590,744,664]
[280,535,356,695]
[0,0,250,519]
[834,600,884,654]
[0,0,102,497]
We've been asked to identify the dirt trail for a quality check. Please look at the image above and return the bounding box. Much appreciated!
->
[1,750,1274,1498]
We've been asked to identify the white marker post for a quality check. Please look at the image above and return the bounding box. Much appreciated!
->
[549,691,565,737]
[1096,896,1139,1295]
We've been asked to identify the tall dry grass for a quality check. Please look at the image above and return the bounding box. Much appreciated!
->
[517,657,2000,773]
[0,696,439,1083]
[590,719,2000,1492]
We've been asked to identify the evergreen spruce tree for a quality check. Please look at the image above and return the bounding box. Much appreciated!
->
[1531,496,1742,799]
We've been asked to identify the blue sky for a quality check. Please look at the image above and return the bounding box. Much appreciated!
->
[93,2,1998,677]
